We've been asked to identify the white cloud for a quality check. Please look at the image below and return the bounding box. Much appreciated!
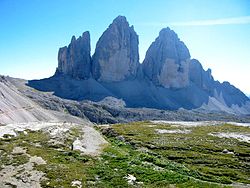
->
[138,16,250,27]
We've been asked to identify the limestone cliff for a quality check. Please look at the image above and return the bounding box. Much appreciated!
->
[92,16,139,82]
[29,16,250,115]
[56,31,91,79]
[143,27,190,88]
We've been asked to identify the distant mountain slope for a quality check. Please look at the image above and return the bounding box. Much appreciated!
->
[3,76,249,123]
[0,76,88,124]
[28,16,250,115]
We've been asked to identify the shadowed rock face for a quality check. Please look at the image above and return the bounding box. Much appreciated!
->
[143,27,191,88]
[56,31,91,79]
[189,59,203,88]
[92,16,139,82]
[189,59,214,92]
[188,59,249,109]
[27,16,250,115]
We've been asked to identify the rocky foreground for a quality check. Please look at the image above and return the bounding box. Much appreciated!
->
[0,122,107,188]
[1,121,250,187]
[1,75,250,187]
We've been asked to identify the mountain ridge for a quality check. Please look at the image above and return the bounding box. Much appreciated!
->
[28,16,250,115]
[0,75,89,124]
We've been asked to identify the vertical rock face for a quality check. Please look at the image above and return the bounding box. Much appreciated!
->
[189,59,203,88]
[142,28,190,88]
[57,31,91,79]
[39,15,250,114]
[92,16,139,82]
[189,59,214,94]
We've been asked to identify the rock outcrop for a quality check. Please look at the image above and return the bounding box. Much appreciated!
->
[28,16,250,115]
[92,16,139,82]
[56,31,91,79]
[189,59,214,93]
[143,27,190,88]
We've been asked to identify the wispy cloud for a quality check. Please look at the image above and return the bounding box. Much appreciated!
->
[138,16,250,27]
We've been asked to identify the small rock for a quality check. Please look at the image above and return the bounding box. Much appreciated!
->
[71,180,82,188]
[137,181,144,185]
[117,135,125,142]
[101,127,118,137]
[222,149,234,155]
[29,156,47,165]
[125,174,136,185]
[12,147,26,155]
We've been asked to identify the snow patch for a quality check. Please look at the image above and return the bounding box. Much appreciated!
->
[227,122,250,127]
[151,120,250,128]
[152,120,221,127]
[156,129,191,134]
[209,132,250,143]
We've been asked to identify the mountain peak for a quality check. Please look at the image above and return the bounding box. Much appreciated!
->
[82,31,90,37]
[109,16,136,32]
[159,27,177,38]
[112,15,128,24]
[56,31,91,79]
[92,15,139,82]
[143,26,191,88]
[43,15,250,115]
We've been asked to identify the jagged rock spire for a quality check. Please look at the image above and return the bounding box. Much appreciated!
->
[56,31,91,79]
[92,16,139,82]
[142,27,190,88]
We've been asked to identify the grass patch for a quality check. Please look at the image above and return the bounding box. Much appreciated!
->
[86,135,226,187]
[110,122,250,185]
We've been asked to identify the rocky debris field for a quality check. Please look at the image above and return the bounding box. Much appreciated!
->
[0,146,47,188]
[0,76,90,125]
[7,76,250,124]
[0,122,108,187]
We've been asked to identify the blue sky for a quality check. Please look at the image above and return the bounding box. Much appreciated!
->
[0,0,250,95]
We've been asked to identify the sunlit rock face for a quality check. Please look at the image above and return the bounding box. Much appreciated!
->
[57,31,91,79]
[143,27,190,88]
[92,16,139,82]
